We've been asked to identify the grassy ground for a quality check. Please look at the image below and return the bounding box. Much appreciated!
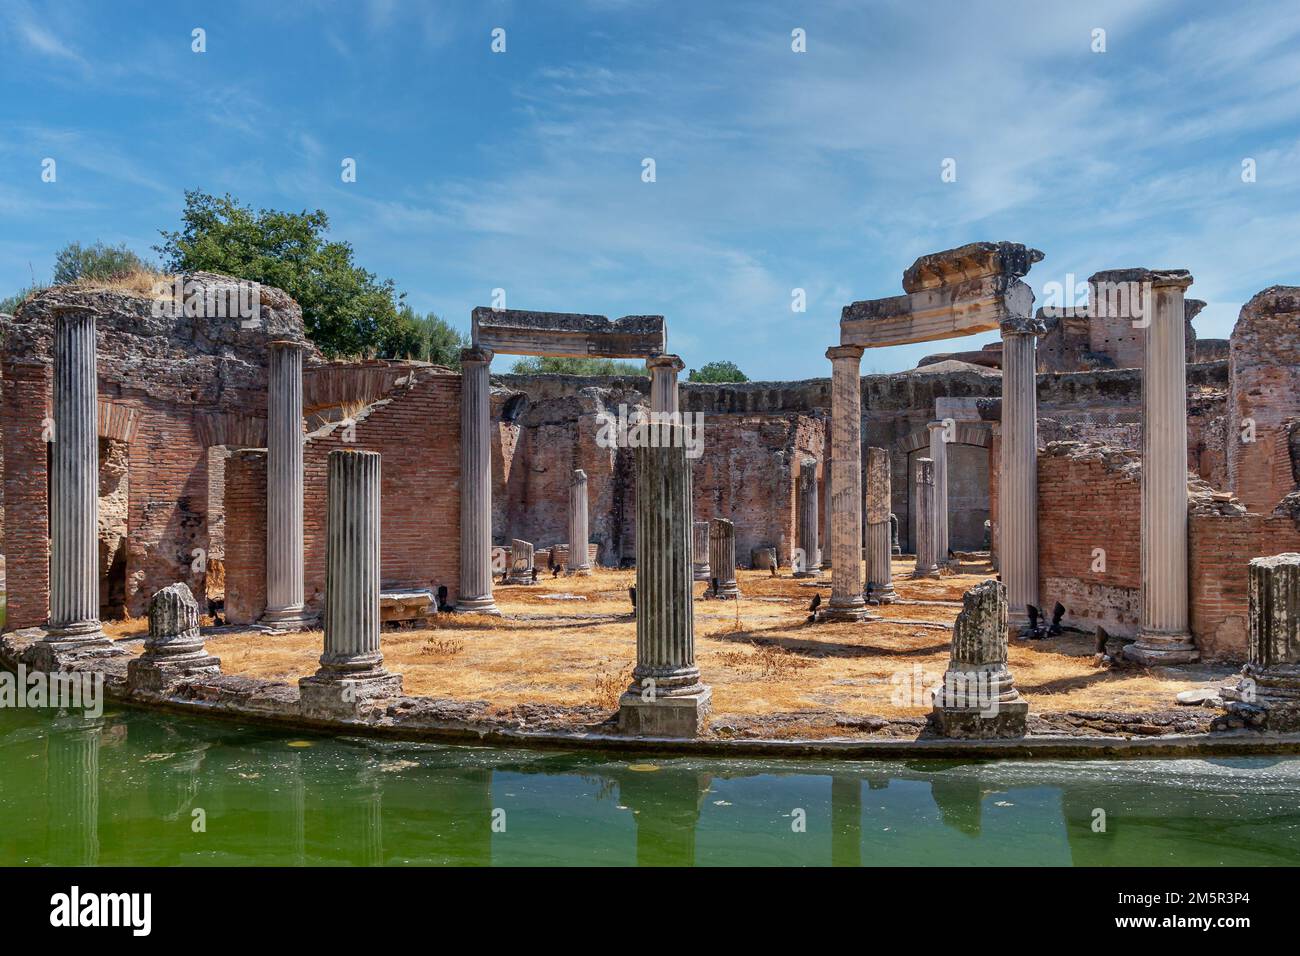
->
[184,559,1230,720]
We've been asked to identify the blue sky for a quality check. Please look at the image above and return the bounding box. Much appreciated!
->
[2,0,1299,377]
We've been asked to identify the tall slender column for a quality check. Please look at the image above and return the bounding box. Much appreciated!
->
[927,421,950,567]
[825,346,868,619]
[865,447,897,602]
[567,468,592,574]
[1129,271,1198,663]
[999,318,1043,625]
[300,450,402,712]
[794,458,821,577]
[45,716,102,866]
[648,353,684,415]
[913,458,940,578]
[821,432,832,568]
[456,346,499,613]
[618,425,711,737]
[708,518,741,598]
[691,520,711,581]
[262,341,312,628]
[46,307,109,647]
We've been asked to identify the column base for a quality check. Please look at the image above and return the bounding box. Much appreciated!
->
[793,569,823,579]
[299,671,404,718]
[566,567,593,577]
[910,568,940,580]
[931,697,1028,738]
[259,606,319,631]
[692,565,712,582]
[617,686,711,738]
[453,595,501,615]
[866,582,898,604]
[1123,630,1199,665]
[704,582,742,600]
[820,597,872,622]
[128,654,222,693]
[25,633,126,671]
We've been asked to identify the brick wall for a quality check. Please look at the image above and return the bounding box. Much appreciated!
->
[223,449,267,625]
[2,361,50,628]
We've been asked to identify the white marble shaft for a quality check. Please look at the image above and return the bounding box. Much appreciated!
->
[999,319,1042,623]
[1244,553,1300,698]
[692,520,711,581]
[320,450,386,675]
[1131,272,1198,663]
[795,458,822,577]
[913,458,940,578]
[648,353,684,415]
[633,432,703,693]
[456,346,499,613]
[825,345,868,618]
[865,446,897,602]
[709,517,741,598]
[568,468,592,574]
[927,421,950,566]
[47,308,106,644]
[263,341,309,626]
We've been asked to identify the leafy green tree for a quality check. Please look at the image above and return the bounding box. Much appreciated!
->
[399,307,469,368]
[688,360,748,383]
[53,241,152,284]
[156,191,412,357]
[509,356,645,376]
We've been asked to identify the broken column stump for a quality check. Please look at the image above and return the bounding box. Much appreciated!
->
[1222,553,1300,730]
[127,582,221,691]
[931,579,1028,738]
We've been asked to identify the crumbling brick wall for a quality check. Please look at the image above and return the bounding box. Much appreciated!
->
[223,449,267,624]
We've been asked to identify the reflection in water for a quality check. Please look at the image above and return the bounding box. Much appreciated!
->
[6,706,1300,866]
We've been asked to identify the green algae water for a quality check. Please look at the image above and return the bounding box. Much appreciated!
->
[2,705,1299,866]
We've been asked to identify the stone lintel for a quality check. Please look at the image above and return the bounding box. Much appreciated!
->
[471,308,666,358]
[841,275,1036,349]
[901,241,1044,293]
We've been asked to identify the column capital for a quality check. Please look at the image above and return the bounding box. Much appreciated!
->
[927,420,947,433]
[1148,269,1193,291]
[826,344,865,362]
[647,353,685,373]
[460,345,494,366]
[571,467,588,484]
[268,338,306,351]
[999,315,1046,337]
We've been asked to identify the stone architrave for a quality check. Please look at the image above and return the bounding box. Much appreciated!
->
[300,450,403,716]
[1223,553,1300,729]
[794,458,821,578]
[708,518,741,599]
[262,340,314,629]
[455,346,499,613]
[618,426,711,737]
[824,345,869,619]
[927,422,951,566]
[567,468,592,575]
[932,579,1028,737]
[912,458,940,578]
[1127,271,1199,664]
[692,520,711,581]
[865,447,897,603]
[127,582,221,691]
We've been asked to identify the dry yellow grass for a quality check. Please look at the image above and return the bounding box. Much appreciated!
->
[202,562,1227,718]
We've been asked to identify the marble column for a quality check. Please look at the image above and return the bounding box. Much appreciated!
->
[456,346,499,613]
[648,353,684,415]
[708,517,741,598]
[932,579,1027,737]
[692,520,711,581]
[45,716,102,866]
[927,421,950,567]
[46,307,109,648]
[865,447,897,603]
[913,458,940,578]
[618,426,711,737]
[1129,271,1198,664]
[1226,554,1300,727]
[794,458,821,577]
[999,317,1043,625]
[825,345,868,619]
[262,341,312,628]
[821,437,832,568]
[567,468,592,575]
[300,450,402,713]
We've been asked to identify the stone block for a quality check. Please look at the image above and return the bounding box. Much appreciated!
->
[617,687,712,738]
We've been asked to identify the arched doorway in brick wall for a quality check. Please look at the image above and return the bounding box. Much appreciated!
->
[894,422,992,553]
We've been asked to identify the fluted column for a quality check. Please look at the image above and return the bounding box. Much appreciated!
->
[708,518,741,598]
[1129,272,1197,663]
[825,345,868,619]
[692,520,711,581]
[45,716,102,866]
[913,458,940,578]
[648,353,684,415]
[567,468,592,574]
[927,422,950,567]
[618,425,711,737]
[794,458,821,577]
[1240,553,1300,702]
[865,447,897,602]
[999,318,1043,625]
[821,433,832,568]
[456,346,498,613]
[46,307,108,646]
[262,341,311,627]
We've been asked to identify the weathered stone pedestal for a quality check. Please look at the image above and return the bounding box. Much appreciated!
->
[505,538,535,584]
[1222,553,1300,729]
[567,468,592,575]
[619,430,711,737]
[128,582,221,691]
[300,450,403,717]
[865,447,897,603]
[912,458,941,578]
[932,580,1027,737]
[691,520,711,581]
[707,518,741,599]
[794,458,822,578]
